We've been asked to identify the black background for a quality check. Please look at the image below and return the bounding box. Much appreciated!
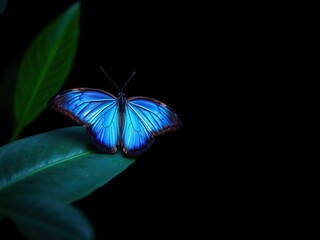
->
[0,1,209,238]
[0,0,318,239]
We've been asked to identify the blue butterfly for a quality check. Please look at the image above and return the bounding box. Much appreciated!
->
[48,70,181,157]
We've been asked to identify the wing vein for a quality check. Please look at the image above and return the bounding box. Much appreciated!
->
[128,104,153,133]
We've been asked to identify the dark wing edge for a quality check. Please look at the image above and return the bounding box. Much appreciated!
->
[49,89,87,126]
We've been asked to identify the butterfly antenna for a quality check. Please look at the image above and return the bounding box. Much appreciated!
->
[121,71,136,92]
[99,66,120,92]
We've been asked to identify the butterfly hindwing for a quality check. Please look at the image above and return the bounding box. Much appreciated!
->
[49,88,120,153]
[122,97,181,156]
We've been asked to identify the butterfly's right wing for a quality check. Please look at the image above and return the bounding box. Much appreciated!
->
[49,88,120,153]
[121,97,181,156]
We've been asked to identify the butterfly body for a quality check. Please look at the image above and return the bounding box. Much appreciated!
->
[117,92,126,113]
[49,88,181,157]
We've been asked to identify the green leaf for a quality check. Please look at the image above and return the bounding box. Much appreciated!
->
[0,195,94,240]
[0,127,135,202]
[11,2,80,141]
[0,0,8,15]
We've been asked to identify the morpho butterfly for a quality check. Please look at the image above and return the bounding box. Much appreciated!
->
[48,68,182,157]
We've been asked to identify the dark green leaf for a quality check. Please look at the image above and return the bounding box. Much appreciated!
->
[0,0,7,15]
[11,2,80,140]
[0,127,135,202]
[0,195,94,240]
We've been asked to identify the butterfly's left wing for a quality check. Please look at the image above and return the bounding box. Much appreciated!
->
[121,97,181,156]
[49,88,120,153]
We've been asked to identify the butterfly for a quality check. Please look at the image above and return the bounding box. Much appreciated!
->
[48,69,181,157]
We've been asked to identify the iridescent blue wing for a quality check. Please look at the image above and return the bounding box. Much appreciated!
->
[121,97,181,156]
[48,88,120,154]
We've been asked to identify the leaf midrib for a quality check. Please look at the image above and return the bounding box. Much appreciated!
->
[0,151,91,192]
[17,15,73,125]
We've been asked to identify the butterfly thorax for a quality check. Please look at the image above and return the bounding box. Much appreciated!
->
[117,92,127,113]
